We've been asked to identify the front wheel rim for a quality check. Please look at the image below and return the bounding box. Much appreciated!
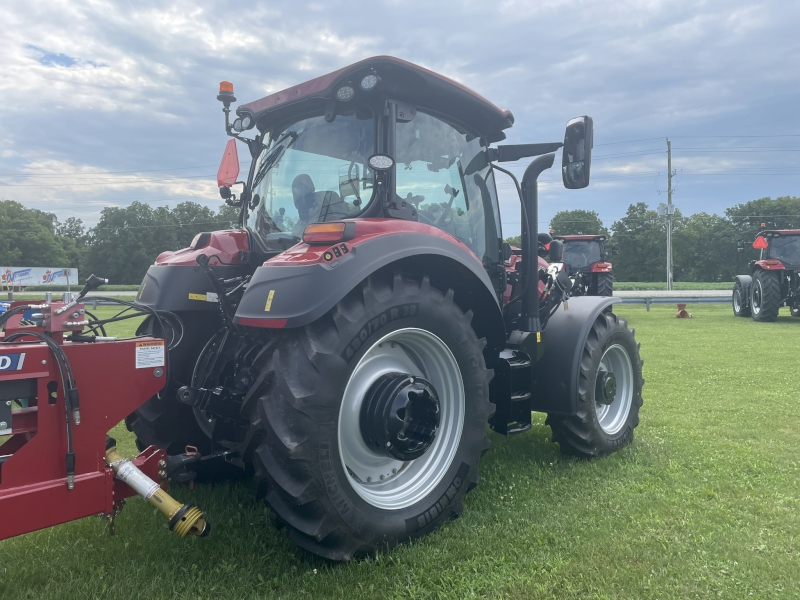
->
[595,344,634,435]
[338,328,465,510]
[733,288,741,312]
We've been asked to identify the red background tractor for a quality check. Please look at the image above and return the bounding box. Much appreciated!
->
[732,229,800,321]
[555,234,616,296]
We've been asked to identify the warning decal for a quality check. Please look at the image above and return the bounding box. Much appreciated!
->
[135,340,165,369]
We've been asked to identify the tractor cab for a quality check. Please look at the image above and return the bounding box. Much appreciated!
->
[753,230,800,267]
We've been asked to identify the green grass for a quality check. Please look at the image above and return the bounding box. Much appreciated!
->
[614,282,734,291]
[2,305,799,599]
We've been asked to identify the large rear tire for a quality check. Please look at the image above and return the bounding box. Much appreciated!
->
[547,312,643,457]
[250,271,493,560]
[594,273,614,297]
[750,270,781,322]
[732,281,751,317]
[125,312,218,455]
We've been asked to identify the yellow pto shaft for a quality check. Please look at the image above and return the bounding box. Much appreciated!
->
[105,443,210,538]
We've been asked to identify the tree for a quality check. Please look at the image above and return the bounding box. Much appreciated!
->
[0,200,69,267]
[550,210,609,236]
[610,203,670,281]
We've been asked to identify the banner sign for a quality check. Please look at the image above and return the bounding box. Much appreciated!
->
[1,267,78,287]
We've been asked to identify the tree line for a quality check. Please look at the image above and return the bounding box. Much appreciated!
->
[0,200,239,284]
[505,196,800,282]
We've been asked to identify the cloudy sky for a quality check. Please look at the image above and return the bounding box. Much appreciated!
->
[1,0,798,237]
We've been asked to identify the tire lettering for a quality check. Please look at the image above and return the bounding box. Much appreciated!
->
[340,303,420,362]
[408,465,468,532]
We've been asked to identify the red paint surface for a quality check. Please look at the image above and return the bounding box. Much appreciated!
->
[501,252,550,306]
[0,337,166,540]
[261,219,481,268]
[590,262,613,273]
[238,56,511,123]
[754,259,786,270]
[237,317,287,329]
[155,230,249,266]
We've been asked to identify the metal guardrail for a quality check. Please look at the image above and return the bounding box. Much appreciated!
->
[618,296,731,311]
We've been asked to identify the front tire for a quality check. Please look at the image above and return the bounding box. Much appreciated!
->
[732,281,751,317]
[750,270,781,322]
[250,271,493,560]
[547,312,643,457]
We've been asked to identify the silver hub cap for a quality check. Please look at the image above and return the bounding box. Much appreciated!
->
[338,328,464,510]
[595,344,634,435]
[752,281,763,315]
[733,288,742,312]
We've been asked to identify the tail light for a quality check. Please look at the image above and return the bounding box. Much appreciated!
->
[303,223,348,244]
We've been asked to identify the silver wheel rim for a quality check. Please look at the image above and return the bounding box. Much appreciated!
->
[752,280,762,315]
[338,328,465,510]
[733,288,741,312]
[595,344,634,435]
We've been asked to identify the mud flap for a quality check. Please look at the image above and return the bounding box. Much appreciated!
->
[530,296,620,416]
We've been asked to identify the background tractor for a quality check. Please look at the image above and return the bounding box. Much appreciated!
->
[555,234,616,296]
[125,56,644,560]
[732,230,800,321]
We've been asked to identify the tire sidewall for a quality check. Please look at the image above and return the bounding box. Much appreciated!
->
[316,287,488,542]
[587,324,641,452]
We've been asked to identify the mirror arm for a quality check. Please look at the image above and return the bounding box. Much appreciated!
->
[488,142,563,163]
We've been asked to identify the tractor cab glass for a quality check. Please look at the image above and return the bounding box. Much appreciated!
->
[247,110,375,242]
[395,111,502,265]
[770,235,800,265]
[562,240,603,270]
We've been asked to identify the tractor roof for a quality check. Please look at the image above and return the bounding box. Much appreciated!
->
[237,56,515,142]
[554,234,607,242]
[762,229,800,237]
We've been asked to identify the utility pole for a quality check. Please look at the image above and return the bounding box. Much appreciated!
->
[666,138,673,291]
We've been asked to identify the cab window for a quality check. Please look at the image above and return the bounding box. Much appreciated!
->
[395,111,501,265]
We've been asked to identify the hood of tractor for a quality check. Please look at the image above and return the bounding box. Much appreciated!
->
[237,56,515,142]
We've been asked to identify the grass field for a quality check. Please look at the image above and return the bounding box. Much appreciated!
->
[2,304,799,599]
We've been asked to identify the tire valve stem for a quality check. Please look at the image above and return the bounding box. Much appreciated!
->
[104,438,211,538]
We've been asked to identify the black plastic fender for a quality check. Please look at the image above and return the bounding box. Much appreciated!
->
[136,265,251,312]
[530,296,620,416]
[234,233,506,363]
[734,274,752,308]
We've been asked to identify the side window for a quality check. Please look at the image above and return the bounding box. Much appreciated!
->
[395,112,500,265]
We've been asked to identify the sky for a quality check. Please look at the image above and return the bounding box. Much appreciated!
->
[1,0,799,238]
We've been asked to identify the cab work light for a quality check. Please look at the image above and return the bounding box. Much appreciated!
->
[303,222,347,244]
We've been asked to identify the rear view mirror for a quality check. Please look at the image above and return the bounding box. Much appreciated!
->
[217,139,240,187]
[562,116,593,189]
[549,239,564,262]
[612,242,619,256]
[736,240,745,252]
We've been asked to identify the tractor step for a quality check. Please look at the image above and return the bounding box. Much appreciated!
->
[489,349,533,435]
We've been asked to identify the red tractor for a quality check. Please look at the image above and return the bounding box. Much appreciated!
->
[115,56,645,560]
[555,234,616,296]
[733,229,800,321]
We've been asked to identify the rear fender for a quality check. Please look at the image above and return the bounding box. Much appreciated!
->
[234,232,506,366]
[753,259,785,271]
[734,275,752,307]
[530,296,620,416]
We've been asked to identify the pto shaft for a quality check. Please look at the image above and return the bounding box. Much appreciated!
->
[105,441,210,538]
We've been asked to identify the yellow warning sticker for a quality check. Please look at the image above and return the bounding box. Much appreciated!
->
[188,293,206,301]
[265,290,275,312]
[135,340,165,369]
[139,283,146,298]
[536,332,541,343]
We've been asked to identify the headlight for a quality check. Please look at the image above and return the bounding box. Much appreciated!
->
[336,85,355,101]
[360,74,379,91]
[368,154,395,171]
